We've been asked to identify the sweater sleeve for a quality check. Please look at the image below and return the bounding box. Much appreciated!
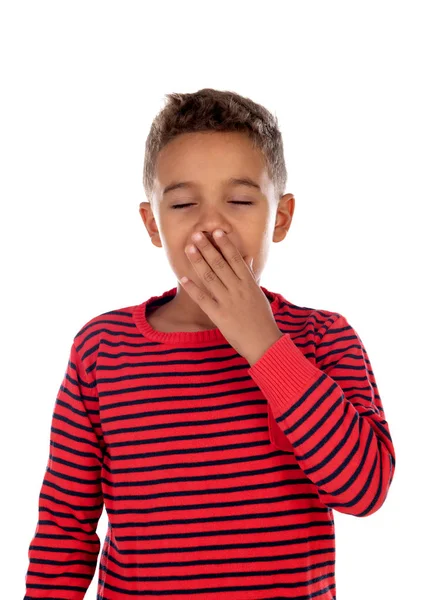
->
[248,314,396,517]
[24,341,104,599]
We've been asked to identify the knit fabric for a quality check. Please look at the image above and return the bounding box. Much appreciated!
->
[24,285,395,599]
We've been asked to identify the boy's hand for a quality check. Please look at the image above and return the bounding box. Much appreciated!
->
[180,229,284,366]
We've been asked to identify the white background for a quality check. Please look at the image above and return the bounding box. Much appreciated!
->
[1,1,439,598]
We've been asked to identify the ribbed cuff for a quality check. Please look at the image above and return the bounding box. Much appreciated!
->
[248,333,322,417]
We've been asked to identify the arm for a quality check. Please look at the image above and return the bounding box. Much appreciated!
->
[248,314,396,517]
[24,341,104,599]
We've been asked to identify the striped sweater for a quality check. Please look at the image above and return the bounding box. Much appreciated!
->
[24,285,396,599]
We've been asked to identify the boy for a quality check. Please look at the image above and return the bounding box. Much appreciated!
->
[24,88,395,599]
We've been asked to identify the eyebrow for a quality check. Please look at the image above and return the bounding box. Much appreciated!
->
[162,176,261,196]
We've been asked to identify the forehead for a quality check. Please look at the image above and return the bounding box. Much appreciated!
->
[154,131,272,195]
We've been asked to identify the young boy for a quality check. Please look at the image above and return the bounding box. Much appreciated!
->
[24,88,396,600]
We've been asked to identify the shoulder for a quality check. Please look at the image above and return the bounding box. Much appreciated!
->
[275,290,345,338]
[71,300,141,367]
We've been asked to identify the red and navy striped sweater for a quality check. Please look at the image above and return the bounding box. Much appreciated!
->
[24,285,396,599]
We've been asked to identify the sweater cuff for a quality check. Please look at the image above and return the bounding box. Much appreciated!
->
[247,333,322,417]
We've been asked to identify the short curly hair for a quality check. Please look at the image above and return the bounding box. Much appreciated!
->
[143,88,287,204]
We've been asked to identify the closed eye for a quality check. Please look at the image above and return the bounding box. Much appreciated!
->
[172,201,254,209]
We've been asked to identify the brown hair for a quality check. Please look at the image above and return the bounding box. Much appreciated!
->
[142,88,287,203]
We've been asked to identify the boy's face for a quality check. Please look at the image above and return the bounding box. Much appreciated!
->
[139,131,294,310]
